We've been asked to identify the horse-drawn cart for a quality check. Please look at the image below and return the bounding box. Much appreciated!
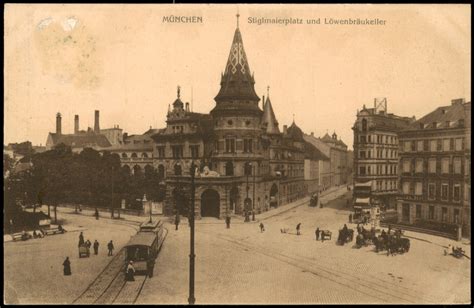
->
[321,230,332,241]
[337,228,354,245]
[79,244,90,258]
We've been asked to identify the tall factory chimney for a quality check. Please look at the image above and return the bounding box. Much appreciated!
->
[56,112,62,135]
[94,110,100,134]
[74,115,79,134]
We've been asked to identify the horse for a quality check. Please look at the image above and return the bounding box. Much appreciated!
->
[337,228,354,245]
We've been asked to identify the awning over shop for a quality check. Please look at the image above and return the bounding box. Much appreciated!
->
[355,197,370,204]
[354,181,372,187]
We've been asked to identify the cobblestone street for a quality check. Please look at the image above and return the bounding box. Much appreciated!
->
[4,187,470,304]
[137,187,471,304]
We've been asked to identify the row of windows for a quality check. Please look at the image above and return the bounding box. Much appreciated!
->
[401,181,462,202]
[410,204,461,223]
[375,180,398,191]
[358,149,398,159]
[358,132,398,145]
[121,152,150,158]
[401,138,464,153]
[357,164,398,176]
[402,157,463,175]
[155,145,200,159]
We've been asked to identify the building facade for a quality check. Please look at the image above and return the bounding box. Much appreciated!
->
[352,98,415,210]
[303,132,349,191]
[145,21,312,219]
[397,98,471,238]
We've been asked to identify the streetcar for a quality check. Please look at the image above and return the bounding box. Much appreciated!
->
[124,220,165,277]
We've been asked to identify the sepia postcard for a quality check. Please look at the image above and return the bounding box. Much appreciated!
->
[3,3,471,305]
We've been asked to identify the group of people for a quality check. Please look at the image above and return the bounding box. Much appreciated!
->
[65,232,115,276]
[314,227,326,242]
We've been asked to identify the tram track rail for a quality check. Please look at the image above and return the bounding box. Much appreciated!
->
[203,230,439,304]
[72,227,168,304]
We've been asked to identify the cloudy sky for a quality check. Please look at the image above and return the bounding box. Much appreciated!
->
[4,4,471,149]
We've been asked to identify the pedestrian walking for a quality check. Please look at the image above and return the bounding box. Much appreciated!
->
[225,216,231,229]
[85,239,92,248]
[107,240,114,256]
[93,240,99,255]
[63,257,71,276]
[175,214,180,231]
[78,232,84,247]
[259,223,265,232]
[349,213,352,223]
[315,227,320,241]
[95,208,99,220]
[296,223,301,235]
[321,231,325,243]
[125,261,135,281]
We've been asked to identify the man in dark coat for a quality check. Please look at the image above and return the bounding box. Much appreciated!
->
[175,213,180,231]
[259,223,265,232]
[93,240,99,255]
[78,232,84,247]
[315,228,320,241]
[63,257,71,276]
[225,216,231,229]
[349,213,353,223]
[296,223,301,235]
[95,208,99,220]
[107,240,114,256]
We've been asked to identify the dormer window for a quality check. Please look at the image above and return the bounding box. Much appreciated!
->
[458,119,465,127]
[419,123,424,129]
[432,122,437,128]
[445,121,450,128]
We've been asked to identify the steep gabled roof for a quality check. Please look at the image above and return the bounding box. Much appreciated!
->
[304,141,330,161]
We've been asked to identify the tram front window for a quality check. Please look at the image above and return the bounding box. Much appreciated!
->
[130,247,148,261]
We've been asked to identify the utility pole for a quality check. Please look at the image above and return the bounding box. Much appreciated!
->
[252,164,256,221]
[188,160,196,305]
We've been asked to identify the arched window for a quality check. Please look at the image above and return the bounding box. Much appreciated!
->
[122,165,131,176]
[122,153,128,158]
[133,165,141,175]
[142,152,148,158]
[174,163,182,176]
[225,161,234,176]
[244,162,252,176]
[131,153,138,158]
[158,164,165,179]
[362,119,368,131]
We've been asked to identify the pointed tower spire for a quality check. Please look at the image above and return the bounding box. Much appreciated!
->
[261,89,280,135]
[214,18,260,104]
[173,85,184,110]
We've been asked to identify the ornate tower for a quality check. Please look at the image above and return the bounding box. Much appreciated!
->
[210,15,263,177]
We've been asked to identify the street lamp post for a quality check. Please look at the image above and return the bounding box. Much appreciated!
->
[245,162,250,222]
[188,160,196,305]
[252,164,256,221]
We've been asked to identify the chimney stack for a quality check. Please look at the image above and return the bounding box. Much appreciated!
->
[94,110,100,134]
[74,115,79,134]
[451,98,465,105]
[283,125,288,135]
[185,102,190,112]
[56,112,62,135]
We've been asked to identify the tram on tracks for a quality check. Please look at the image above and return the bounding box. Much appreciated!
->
[124,220,165,277]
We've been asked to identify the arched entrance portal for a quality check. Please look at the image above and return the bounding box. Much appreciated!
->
[229,186,239,214]
[270,183,278,207]
[201,189,220,218]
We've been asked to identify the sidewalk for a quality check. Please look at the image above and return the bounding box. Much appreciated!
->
[248,185,350,223]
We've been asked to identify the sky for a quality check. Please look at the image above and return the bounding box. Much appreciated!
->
[4,4,471,149]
